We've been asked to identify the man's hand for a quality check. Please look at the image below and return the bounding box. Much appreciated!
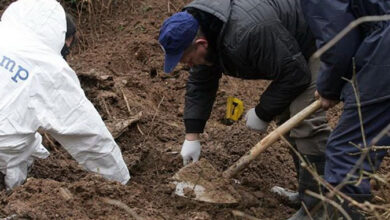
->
[181,134,201,165]
[245,108,269,132]
[315,90,339,110]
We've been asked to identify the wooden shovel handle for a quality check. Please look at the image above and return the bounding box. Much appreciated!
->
[223,100,322,179]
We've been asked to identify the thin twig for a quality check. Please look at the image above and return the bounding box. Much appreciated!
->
[138,96,165,147]
[137,124,145,136]
[231,210,260,220]
[121,87,133,115]
[102,198,144,220]
[362,171,389,186]
[168,1,178,12]
[305,191,352,220]
[371,146,390,150]
[43,132,68,161]
[0,214,18,220]
[44,132,59,153]
[147,96,165,137]
[343,58,367,148]
[301,201,314,220]
[106,0,113,15]
[101,97,112,119]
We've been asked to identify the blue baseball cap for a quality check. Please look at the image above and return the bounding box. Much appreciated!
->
[159,12,199,73]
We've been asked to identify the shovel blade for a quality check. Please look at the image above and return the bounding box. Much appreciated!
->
[172,159,238,204]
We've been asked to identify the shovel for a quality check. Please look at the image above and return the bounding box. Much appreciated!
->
[172,100,322,204]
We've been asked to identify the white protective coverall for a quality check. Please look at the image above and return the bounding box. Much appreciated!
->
[0,0,130,190]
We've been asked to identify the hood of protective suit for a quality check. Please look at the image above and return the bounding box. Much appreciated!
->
[1,0,66,54]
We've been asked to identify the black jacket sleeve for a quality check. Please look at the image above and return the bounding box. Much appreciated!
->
[301,0,362,100]
[184,64,222,133]
[241,21,312,122]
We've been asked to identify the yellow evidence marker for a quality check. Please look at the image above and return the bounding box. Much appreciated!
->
[224,96,244,125]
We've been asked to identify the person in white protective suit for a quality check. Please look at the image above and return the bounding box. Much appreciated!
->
[0,0,130,190]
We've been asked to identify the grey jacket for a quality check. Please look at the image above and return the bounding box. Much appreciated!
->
[183,0,316,133]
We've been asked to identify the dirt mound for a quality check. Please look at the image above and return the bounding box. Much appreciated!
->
[3,176,134,219]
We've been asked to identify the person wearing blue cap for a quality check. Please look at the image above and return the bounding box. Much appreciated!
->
[159,0,331,219]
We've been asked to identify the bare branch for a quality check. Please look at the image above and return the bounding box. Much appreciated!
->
[305,190,352,220]
[231,210,260,220]
[102,198,144,220]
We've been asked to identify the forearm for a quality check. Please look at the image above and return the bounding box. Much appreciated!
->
[184,119,206,133]
[256,62,311,122]
[183,65,222,133]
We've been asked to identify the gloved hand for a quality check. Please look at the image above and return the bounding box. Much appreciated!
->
[245,108,269,132]
[180,140,201,165]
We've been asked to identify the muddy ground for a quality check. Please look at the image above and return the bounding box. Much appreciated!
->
[0,0,389,219]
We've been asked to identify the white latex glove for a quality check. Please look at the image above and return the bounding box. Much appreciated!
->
[180,140,201,165]
[245,108,269,132]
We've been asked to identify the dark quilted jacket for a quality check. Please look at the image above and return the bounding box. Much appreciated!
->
[183,0,316,133]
